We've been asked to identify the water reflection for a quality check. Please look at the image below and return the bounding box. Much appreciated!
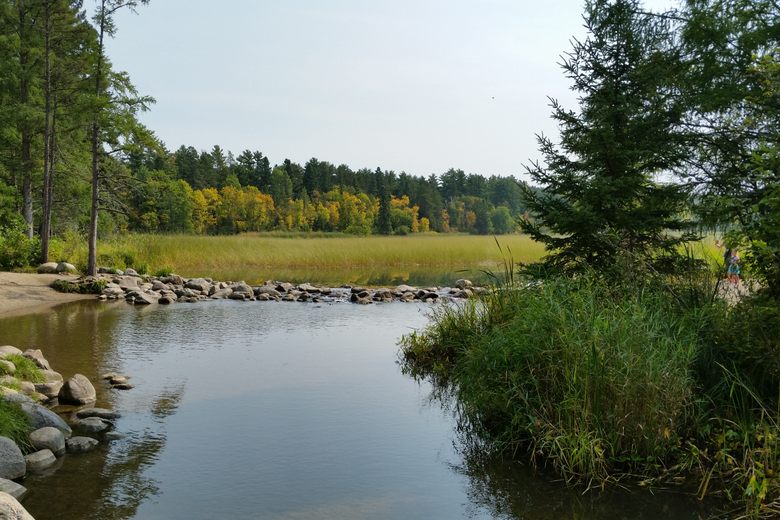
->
[0,300,716,520]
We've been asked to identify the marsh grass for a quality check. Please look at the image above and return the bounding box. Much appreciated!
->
[401,271,780,516]
[5,354,45,383]
[0,400,31,450]
[60,233,546,285]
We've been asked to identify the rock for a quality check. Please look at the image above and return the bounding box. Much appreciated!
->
[0,388,17,398]
[228,291,249,301]
[185,278,211,293]
[22,350,51,371]
[66,436,98,454]
[111,383,134,390]
[109,375,128,385]
[160,275,184,285]
[275,282,293,293]
[254,286,281,299]
[0,376,15,386]
[29,427,66,456]
[19,402,72,437]
[158,291,179,304]
[72,417,110,433]
[116,276,140,290]
[395,284,417,294]
[1,393,32,406]
[0,346,22,357]
[455,279,473,290]
[76,407,121,420]
[0,360,15,376]
[33,370,63,398]
[0,491,34,519]
[37,262,59,274]
[0,437,25,480]
[101,372,120,380]
[151,280,167,291]
[104,432,125,441]
[453,289,473,299]
[17,382,34,395]
[297,283,320,293]
[58,374,96,404]
[123,268,140,277]
[24,450,56,473]
[256,293,271,301]
[55,262,77,274]
[0,479,27,501]
[125,290,159,305]
[230,282,252,294]
[210,288,233,299]
[102,285,124,298]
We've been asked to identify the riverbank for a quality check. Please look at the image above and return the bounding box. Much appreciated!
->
[0,273,93,318]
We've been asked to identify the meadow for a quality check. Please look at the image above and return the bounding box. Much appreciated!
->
[56,232,548,286]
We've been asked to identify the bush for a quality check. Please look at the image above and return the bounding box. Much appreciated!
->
[0,216,39,270]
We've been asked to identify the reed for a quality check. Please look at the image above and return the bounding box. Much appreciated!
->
[56,232,547,285]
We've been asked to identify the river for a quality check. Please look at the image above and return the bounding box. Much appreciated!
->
[0,300,713,519]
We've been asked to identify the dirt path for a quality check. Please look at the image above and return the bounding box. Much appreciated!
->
[0,272,94,319]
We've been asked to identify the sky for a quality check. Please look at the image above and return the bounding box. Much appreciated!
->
[105,0,676,179]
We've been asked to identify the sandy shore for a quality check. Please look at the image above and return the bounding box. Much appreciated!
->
[0,272,94,319]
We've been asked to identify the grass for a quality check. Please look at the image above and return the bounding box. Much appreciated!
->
[5,354,45,383]
[401,271,780,517]
[0,400,31,450]
[59,232,547,286]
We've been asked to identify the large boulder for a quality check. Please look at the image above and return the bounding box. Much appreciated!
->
[58,374,96,404]
[76,407,121,420]
[0,479,27,501]
[0,491,34,519]
[72,417,110,433]
[66,436,98,454]
[455,278,473,290]
[33,370,63,399]
[209,288,233,299]
[0,437,25,480]
[24,450,56,474]
[115,276,140,291]
[185,278,211,294]
[125,290,159,305]
[18,402,72,437]
[0,360,15,375]
[123,268,140,277]
[22,350,50,371]
[29,427,65,457]
[55,262,77,274]
[0,346,22,357]
[253,286,281,299]
[37,262,59,274]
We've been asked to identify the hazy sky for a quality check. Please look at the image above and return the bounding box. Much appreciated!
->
[106,0,675,179]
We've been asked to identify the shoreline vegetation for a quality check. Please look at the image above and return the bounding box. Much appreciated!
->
[401,269,780,518]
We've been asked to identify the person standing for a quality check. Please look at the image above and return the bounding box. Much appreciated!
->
[727,248,741,284]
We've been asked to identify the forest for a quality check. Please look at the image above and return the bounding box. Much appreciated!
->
[0,0,528,274]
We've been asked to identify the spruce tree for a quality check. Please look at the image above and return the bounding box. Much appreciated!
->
[521,0,695,275]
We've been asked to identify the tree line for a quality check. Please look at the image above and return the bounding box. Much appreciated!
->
[0,0,528,275]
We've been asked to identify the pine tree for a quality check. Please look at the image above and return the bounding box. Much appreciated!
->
[521,0,694,275]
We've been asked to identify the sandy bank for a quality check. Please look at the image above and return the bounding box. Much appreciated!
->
[0,272,93,319]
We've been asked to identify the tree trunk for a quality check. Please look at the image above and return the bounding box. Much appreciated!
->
[41,2,52,262]
[87,0,106,276]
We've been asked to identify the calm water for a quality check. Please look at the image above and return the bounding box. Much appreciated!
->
[0,300,713,520]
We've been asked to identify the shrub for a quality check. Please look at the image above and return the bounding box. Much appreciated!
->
[0,216,39,270]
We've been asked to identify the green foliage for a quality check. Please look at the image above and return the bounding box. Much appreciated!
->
[403,276,700,482]
[0,401,31,451]
[5,354,44,383]
[51,278,107,295]
[521,0,695,276]
[0,214,39,270]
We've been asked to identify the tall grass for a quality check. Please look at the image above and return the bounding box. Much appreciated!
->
[58,232,546,285]
[401,271,780,516]
[0,400,31,450]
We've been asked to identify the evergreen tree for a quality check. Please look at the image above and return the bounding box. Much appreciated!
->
[521,0,694,275]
